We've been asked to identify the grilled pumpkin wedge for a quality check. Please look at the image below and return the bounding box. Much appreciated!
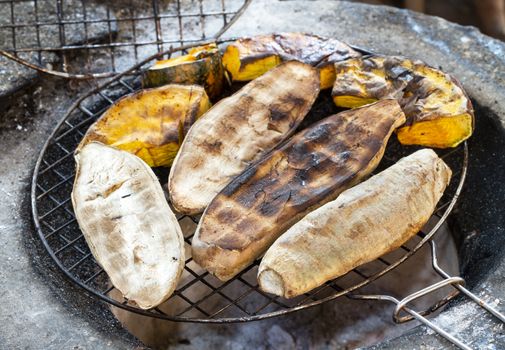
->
[222,32,361,89]
[72,142,185,309]
[142,43,225,100]
[168,61,320,215]
[332,55,474,148]
[258,149,451,298]
[78,84,211,167]
[192,99,406,281]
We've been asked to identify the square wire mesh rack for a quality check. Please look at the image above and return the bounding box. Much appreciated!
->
[31,42,469,322]
[0,0,251,77]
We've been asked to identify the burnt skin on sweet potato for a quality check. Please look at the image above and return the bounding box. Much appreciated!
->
[168,61,320,215]
[258,149,451,298]
[222,33,361,89]
[191,99,406,281]
[332,55,474,148]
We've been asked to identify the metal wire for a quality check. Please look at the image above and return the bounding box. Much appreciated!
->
[30,41,469,322]
[0,0,252,78]
[350,241,505,350]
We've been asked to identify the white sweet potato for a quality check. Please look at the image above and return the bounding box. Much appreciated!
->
[72,142,185,309]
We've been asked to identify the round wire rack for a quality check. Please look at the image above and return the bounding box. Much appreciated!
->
[0,0,251,78]
[31,42,469,323]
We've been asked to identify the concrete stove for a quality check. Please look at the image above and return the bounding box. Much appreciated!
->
[0,1,504,349]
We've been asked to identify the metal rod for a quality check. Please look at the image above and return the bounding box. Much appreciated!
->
[349,293,472,349]
[0,11,241,30]
[430,241,505,323]
[215,0,252,39]
[105,6,116,73]
[1,38,206,52]
[350,238,505,349]
[9,0,16,52]
[151,0,163,53]
[33,0,42,64]
[393,276,465,323]
[405,307,472,350]
[176,0,183,47]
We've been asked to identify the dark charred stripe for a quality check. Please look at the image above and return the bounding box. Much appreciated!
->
[269,107,290,122]
[231,163,283,209]
[215,208,241,224]
[219,164,260,198]
[199,99,403,251]
[160,128,180,145]
[241,52,279,66]
[199,140,223,154]
[282,93,307,108]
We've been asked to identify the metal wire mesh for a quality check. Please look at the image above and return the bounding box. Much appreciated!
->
[31,42,468,322]
[0,0,251,77]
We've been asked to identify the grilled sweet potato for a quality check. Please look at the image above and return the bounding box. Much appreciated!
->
[222,33,361,89]
[168,61,320,215]
[78,85,211,167]
[258,149,451,298]
[332,55,474,148]
[72,143,185,309]
[192,100,406,281]
[142,43,225,100]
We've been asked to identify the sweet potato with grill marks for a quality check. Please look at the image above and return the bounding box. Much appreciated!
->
[258,149,451,298]
[168,61,320,215]
[192,99,406,281]
[72,143,185,309]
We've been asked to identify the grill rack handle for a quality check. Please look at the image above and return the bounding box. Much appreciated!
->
[350,240,505,350]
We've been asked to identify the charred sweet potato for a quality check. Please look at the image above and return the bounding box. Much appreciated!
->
[168,61,320,215]
[222,33,361,89]
[78,85,211,167]
[142,43,224,100]
[332,55,474,148]
[191,100,406,281]
[258,149,451,298]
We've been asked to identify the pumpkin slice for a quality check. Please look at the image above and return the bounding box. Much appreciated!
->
[332,55,474,148]
[222,32,361,89]
[142,43,224,100]
[78,84,211,167]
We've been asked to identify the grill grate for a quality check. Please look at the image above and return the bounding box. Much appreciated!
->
[0,0,251,77]
[31,42,470,323]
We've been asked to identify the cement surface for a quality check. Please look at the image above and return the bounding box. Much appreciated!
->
[1,1,504,349]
